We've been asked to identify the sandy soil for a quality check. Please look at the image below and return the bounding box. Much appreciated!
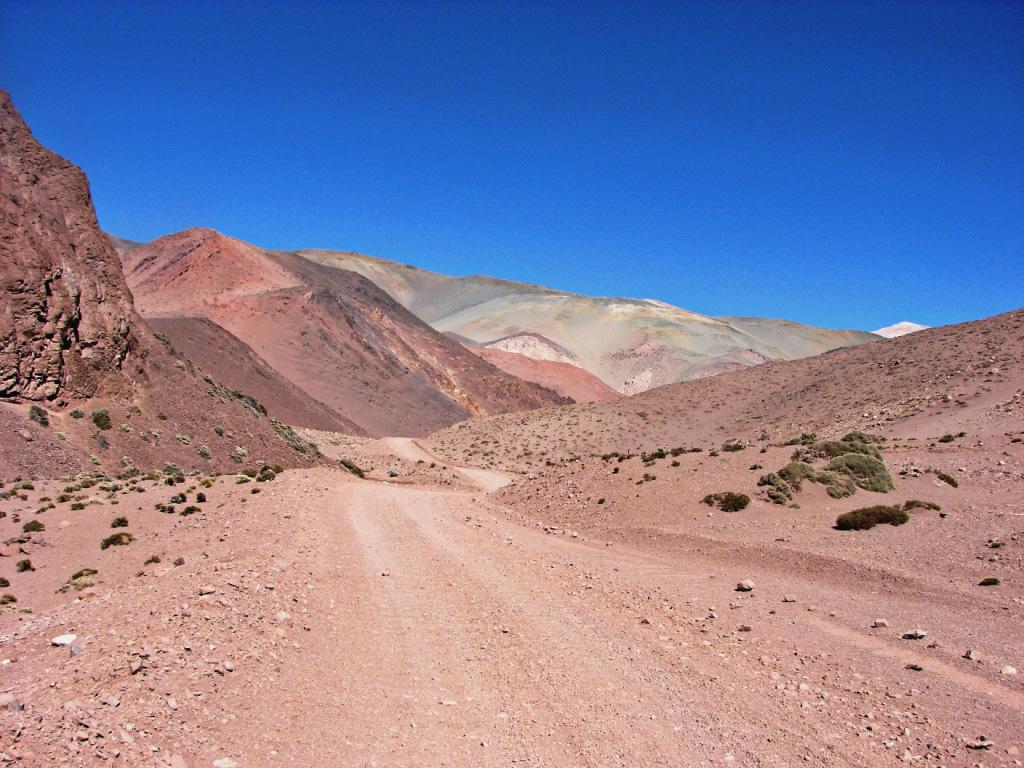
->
[2,432,1021,767]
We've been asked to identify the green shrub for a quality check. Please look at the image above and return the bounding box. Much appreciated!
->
[70,501,86,511]
[196,492,207,503]
[340,458,365,478]
[0,577,8,588]
[835,505,908,531]
[22,520,44,533]
[16,559,32,572]
[935,471,958,488]
[826,454,894,493]
[721,440,746,452]
[180,505,201,516]
[702,492,750,512]
[70,408,85,419]
[91,409,112,430]
[28,405,49,426]
[0,594,16,605]
[757,473,792,504]
[111,516,129,528]
[271,418,308,454]
[71,568,98,580]
[196,445,211,459]
[100,532,133,549]
[903,499,941,511]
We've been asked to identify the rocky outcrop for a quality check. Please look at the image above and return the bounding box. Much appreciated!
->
[0,89,138,400]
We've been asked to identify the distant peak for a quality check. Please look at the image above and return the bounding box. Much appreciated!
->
[872,321,929,338]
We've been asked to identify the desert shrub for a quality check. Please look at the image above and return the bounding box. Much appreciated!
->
[0,594,16,604]
[641,448,667,463]
[722,440,746,452]
[826,454,894,493]
[842,431,884,444]
[938,433,956,443]
[835,505,908,531]
[22,520,44,533]
[70,408,85,419]
[16,559,33,572]
[778,461,816,491]
[111,516,129,528]
[257,466,277,482]
[978,577,1000,586]
[757,473,792,504]
[934,470,958,488]
[144,555,161,565]
[28,405,49,426]
[196,445,211,459]
[0,577,8,588]
[231,446,248,463]
[169,493,186,504]
[91,409,112,430]
[70,501,86,511]
[903,499,941,511]
[100,532,133,549]
[339,458,365,478]
[71,568,98,580]
[782,433,818,446]
[196,492,207,503]
[271,418,307,454]
[702,492,750,512]
[180,505,201,516]
[597,498,605,504]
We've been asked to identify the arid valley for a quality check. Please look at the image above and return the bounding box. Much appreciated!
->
[1,16,1023,765]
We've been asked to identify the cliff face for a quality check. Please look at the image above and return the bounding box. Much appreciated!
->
[0,89,139,400]
[0,91,318,475]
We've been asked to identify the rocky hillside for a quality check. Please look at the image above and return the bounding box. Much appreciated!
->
[428,308,1024,470]
[0,90,317,476]
[299,249,878,393]
[119,229,569,437]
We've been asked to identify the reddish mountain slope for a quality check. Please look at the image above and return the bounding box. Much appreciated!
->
[121,229,568,437]
[472,347,620,403]
[430,309,1024,469]
[147,316,363,434]
[0,90,316,476]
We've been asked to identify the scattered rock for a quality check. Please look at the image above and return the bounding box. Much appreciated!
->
[1000,665,1017,676]
[781,595,796,603]
[735,580,755,592]
[871,619,889,629]
[901,629,927,640]
[50,633,77,647]
[965,737,994,750]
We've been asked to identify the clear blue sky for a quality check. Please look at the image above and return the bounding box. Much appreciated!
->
[2,1,1022,331]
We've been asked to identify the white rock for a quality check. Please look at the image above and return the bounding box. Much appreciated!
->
[1000,665,1017,676]
[51,633,77,647]
[212,759,239,768]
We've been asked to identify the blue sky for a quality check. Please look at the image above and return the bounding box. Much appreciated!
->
[2,0,1022,331]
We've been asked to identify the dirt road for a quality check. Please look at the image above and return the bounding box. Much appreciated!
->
[4,456,1019,767]
[209,466,1021,767]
